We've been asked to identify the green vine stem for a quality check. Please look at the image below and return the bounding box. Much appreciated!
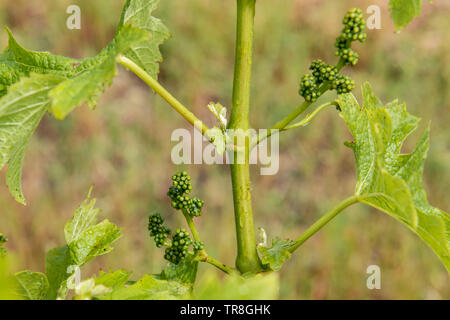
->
[289,195,359,252]
[181,210,235,275]
[228,0,263,273]
[116,55,210,136]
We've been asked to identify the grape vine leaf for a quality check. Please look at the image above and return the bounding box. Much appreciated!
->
[0,74,65,204]
[98,274,190,300]
[45,191,122,299]
[338,82,450,271]
[0,25,150,203]
[257,237,294,271]
[0,27,79,98]
[389,0,434,31]
[14,271,49,300]
[94,270,132,289]
[116,0,171,79]
[50,25,149,120]
[194,272,280,300]
[157,255,198,286]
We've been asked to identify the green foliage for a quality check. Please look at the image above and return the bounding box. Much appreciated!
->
[14,271,49,300]
[194,272,280,300]
[338,83,450,271]
[116,0,171,79]
[97,274,190,300]
[258,237,294,271]
[389,0,433,31]
[0,0,169,204]
[45,190,121,299]
[0,233,7,257]
[0,27,78,98]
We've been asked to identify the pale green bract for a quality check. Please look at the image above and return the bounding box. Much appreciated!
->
[389,0,434,31]
[338,83,450,271]
[14,271,49,300]
[257,237,294,271]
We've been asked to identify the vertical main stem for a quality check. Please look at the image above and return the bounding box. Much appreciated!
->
[229,0,262,273]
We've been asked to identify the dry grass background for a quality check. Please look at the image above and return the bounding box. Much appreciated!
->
[0,0,449,299]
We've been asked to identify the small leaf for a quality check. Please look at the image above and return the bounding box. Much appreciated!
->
[338,82,450,271]
[45,245,72,300]
[158,255,198,286]
[68,219,122,266]
[94,270,132,289]
[258,237,294,271]
[207,102,228,130]
[14,271,49,300]
[117,0,171,79]
[389,0,433,31]
[45,191,122,299]
[64,187,99,243]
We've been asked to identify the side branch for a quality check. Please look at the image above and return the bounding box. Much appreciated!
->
[289,195,359,253]
[116,55,210,136]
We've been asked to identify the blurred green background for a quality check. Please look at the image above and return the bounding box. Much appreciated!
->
[0,0,449,299]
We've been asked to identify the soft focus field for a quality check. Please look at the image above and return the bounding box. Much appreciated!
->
[0,0,449,299]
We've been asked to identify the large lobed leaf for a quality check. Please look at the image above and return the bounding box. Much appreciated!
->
[337,83,450,271]
[0,74,65,204]
[389,0,434,31]
[0,0,170,204]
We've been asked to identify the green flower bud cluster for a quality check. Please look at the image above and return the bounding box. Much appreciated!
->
[335,8,367,66]
[331,75,355,94]
[193,241,204,252]
[168,172,205,217]
[148,213,171,248]
[310,60,338,84]
[298,74,319,102]
[164,229,192,264]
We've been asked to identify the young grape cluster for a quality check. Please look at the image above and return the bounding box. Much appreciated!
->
[147,172,207,264]
[193,241,204,252]
[164,229,192,264]
[298,74,319,102]
[335,8,367,66]
[310,60,338,84]
[168,171,204,217]
[331,74,355,94]
[148,213,171,248]
[299,8,365,101]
